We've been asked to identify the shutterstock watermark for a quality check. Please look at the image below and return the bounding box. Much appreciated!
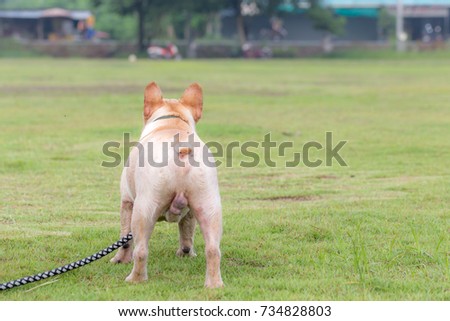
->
[101,132,348,168]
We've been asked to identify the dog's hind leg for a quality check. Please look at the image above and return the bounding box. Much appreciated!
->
[125,198,159,283]
[110,200,134,264]
[176,210,197,257]
[192,201,224,288]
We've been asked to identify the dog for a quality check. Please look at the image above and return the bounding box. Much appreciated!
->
[110,82,224,288]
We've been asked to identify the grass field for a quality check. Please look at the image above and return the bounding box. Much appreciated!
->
[0,57,449,300]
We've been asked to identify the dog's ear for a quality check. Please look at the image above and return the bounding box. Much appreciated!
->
[180,83,203,123]
[144,82,163,122]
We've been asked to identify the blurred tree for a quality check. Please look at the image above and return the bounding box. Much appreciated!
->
[307,0,345,36]
[378,6,395,41]
[92,0,169,51]
[230,0,282,46]
[230,0,245,46]
[176,0,226,53]
[93,3,136,41]
[92,0,227,52]
[306,0,346,52]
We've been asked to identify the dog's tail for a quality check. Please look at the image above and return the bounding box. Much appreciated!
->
[178,147,192,157]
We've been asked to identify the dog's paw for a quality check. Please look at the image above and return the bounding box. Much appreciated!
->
[204,280,224,289]
[176,247,197,257]
[110,251,132,264]
[125,273,148,283]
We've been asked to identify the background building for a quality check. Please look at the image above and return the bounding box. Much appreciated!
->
[221,0,450,42]
[0,8,92,40]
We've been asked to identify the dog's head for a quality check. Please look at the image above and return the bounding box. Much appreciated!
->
[143,82,203,125]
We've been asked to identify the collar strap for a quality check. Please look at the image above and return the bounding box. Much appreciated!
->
[152,114,188,124]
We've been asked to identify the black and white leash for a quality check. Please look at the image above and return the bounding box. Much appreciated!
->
[0,233,133,291]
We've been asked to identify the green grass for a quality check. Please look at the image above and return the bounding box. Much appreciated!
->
[0,57,449,300]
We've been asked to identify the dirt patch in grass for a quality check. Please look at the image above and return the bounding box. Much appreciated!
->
[256,195,319,202]
[316,175,338,180]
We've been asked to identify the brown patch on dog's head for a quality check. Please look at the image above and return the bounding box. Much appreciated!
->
[180,83,203,123]
[143,82,164,122]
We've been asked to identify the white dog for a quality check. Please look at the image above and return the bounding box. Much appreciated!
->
[110,82,223,288]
